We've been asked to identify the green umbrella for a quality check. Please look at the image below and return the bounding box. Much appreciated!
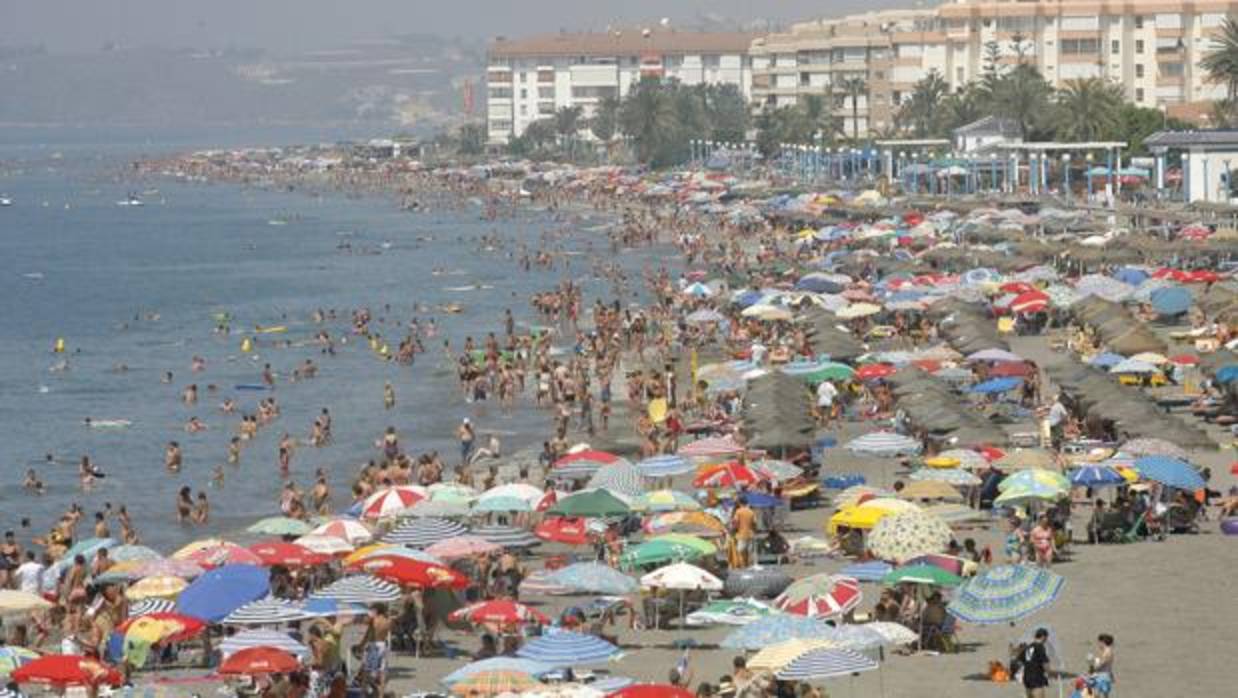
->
[545,488,631,518]
[618,536,715,570]
[246,516,313,537]
[802,363,856,383]
[648,534,717,556]
[882,564,963,587]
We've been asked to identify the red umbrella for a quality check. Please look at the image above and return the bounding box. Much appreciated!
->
[448,599,550,627]
[11,655,123,687]
[218,647,300,676]
[607,685,694,698]
[348,555,468,589]
[975,446,1005,461]
[692,461,761,488]
[856,363,895,381]
[999,281,1036,294]
[988,362,1032,378]
[183,542,263,569]
[1009,290,1049,314]
[912,359,941,373]
[1169,354,1199,365]
[534,517,591,545]
[553,450,620,468]
[247,541,331,567]
[1182,270,1220,283]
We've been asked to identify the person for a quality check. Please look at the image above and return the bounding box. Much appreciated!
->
[383,382,395,410]
[457,418,476,464]
[1013,628,1052,698]
[192,491,210,524]
[164,441,182,472]
[1088,633,1115,697]
[1046,394,1068,450]
[176,486,193,523]
[23,468,44,494]
[731,496,757,568]
[359,603,391,696]
[669,648,693,688]
[1030,516,1055,567]
[14,550,44,594]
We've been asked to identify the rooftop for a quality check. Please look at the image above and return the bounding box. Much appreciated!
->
[489,29,759,59]
[1145,130,1238,148]
[953,116,1022,138]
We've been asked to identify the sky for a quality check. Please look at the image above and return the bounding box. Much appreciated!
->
[3,0,910,52]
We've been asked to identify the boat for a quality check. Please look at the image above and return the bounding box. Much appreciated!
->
[116,194,144,207]
[0,196,12,207]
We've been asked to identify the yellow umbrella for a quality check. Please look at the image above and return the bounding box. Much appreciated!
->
[343,543,395,566]
[748,638,838,671]
[125,575,187,600]
[0,590,53,616]
[923,456,961,469]
[170,538,225,560]
[828,498,921,533]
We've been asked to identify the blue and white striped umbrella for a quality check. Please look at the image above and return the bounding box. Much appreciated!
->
[515,629,619,666]
[472,525,541,549]
[775,647,878,681]
[637,454,693,478]
[1067,466,1126,488]
[845,431,921,457]
[219,629,308,658]
[382,517,468,548]
[442,657,556,685]
[587,462,644,498]
[721,615,835,650]
[127,597,176,618]
[299,597,369,618]
[221,596,309,626]
[1133,456,1205,490]
[838,561,893,582]
[820,624,888,651]
[109,545,163,563]
[909,468,981,486]
[310,575,402,604]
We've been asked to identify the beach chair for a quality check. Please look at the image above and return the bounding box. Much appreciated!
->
[1118,512,1146,543]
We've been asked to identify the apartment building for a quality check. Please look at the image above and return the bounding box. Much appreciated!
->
[751,0,1238,138]
[485,29,756,144]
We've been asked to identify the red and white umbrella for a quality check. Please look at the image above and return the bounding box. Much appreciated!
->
[308,518,373,544]
[348,555,469,589]
[360,486,427,520]
[774,574,863,619]
[424,535,502,560]
[1009,290,1049,314]
[692,461,762,488]
[448,599,550,627]
[676,435,744,458]
[181,542,262,569]
[247,541,331,567]
[855,363,896,381]
[218,647,300,676]
[534,517,592,545]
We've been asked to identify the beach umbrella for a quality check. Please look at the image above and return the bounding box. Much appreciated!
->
[546,562,638,595]
[428,482,479,504]
[685,598,777,626]
[636,454,693,478]
[1130,352,1169,365]
[620,534,716,570]
[833,485,894,507]
[1150,286,1192,316]
[908,468,980,486]
[534,517,592,545]
[587,462,644,498]
[246,516,312,537]
[308,518,373,544]
[10,655,122,688]
[516,630,619,666]
[994,449,1055,471]
[554,449,624,475]
[642,511,728,538]
[1068,466,1126,487]
[1133,456,1205,490]
[471,524,540,549]
[845,431,921,457]
[747,638,837,671]
[343,543,441,566]
[294,535,354,556]
[721,614,836,650]
[683,281,714,298]
[774,574,862,619]
[836,302,881,319]
[775,647,879,681]
[750,459,804,482]
[0,590,53,616]
[218,629,307,658]
[383,517,469,548]
[677,435,745,458]
[359,485,427,520]
[132,558,204,580]
[299,597,373,620]
[124,575,187,600]
[108,545,163,563]
[221,596,308,626]
[854,363,896,381]
[1109,358,1157,374]
[309,574,401,605]
[1009,290,1049,314]
[882,564,962,587]
[969,377,1022,394]
[247,541,330,568]
[632,490,701,513]
[967,348,1023,363]
[1088,352,1126,369]
[866,511,952,563]
[546,489,631,518]
[180,541,263,569]
[994,481,1066,506]
[442,657,555,686]
[998,469,1070,493]
[449,600,550,628]
[0,647,38,678]
[865,621,919,646]
[947,564,1064,625]
[127,598,175,618]
[606,685,692,698]
[938,449,989,469]
[474,483,544,512]
[640,562,722,591]
[175,564,270,623]
[838,561,893,582]
[348,555,468,590]
[692,461,761,488]
[425,535,502,560]
[742,304,793,321]
[406,499,471,518]
[450,669,542,696]
[1120,438,1188,460]
[218,646,300,676]
[828,498,921,533]
[903,553,974,578]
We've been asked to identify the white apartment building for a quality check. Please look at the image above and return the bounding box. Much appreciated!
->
[485,29,756,144]
[751,0,1238,138]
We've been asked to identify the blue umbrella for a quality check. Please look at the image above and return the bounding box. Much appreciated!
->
[733,290,765,308]
[637,454,693,478]
[1133,456,1205,490]
[1216,365,1238,384]
[721,614,835,650]
[546,562,638,595]
[516,630,619,666]
[442,657,555,685]
[299,597,369,618]
[839,560,893,582]
[969,377,1023,394]
[947,564,1064,625]
[1112,268,1148,286]
[1088,352,1126,369]
[743,492,782,509]
[176,564,269,623]
[775,647,879,681]
[1149,286,1192,316]
[1068,466,1126,488]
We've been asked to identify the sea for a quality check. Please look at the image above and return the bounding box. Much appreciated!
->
[0,126,659,549]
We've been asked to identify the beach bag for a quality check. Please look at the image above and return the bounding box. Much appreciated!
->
[988,660,1010,682]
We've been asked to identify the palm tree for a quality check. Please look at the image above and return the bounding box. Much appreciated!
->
[901,70,949,137]
[590,97,619,143]
[991,64,1054,140]
[840,77,868,140]
[1054,78,1125,142]
[554,106,583,138]
[799,94,844,144]
[1202,17,1238,99]
[940,85,986,133]
[618,77,677,165]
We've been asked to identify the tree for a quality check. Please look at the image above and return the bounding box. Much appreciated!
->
[618,76,679,166]
[990,63,1055,140]
[940,85,986,133]
[840,77,868,140]
[590,97,619,143]
[901,70,949,137]
[553,106,583,137]
[1201,16,1238,99]
[1210,98,1238,129]
[1114,104,1193,155]
[1054,77,1125,142]
[797,94,843,143]
[455,122,486,156]
[703,83,750,143]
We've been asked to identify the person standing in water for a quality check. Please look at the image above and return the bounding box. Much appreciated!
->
[383,382,395,410]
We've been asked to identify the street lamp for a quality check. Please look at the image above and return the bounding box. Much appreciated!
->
[1062,153,1072,200]
[1085,152,1095,199]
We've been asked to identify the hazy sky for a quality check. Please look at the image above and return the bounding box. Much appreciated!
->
[3,0,907,52]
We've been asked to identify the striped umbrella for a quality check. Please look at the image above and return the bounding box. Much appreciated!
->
[909,467,981,486]
[748,639,836,672]
[127,598,176,618]
[838,561,892,582]
[775,647,879,681]
[774,574,863,619]
[552,450,624,479]
[545,562,638,595]
[677,435,744,458]
[1133,456,1205,490]
[125,576,187,600]
[218,629,308,658]
[343,544,442,566]
[221,597,308,625]
[294,535,355,556]
[632,490,701,513]
[449,669,541,696]
[1067,466,1126,487]
[382,517,469,548]
[471,525,540,549]
[308,518,373,544]
[636,454,693,478]
[449,600,550,627]
[721,614,835,650]
[359,486,428,520]
[425,535,501,560]
[587,462,644,498]
[845,431,921,457]
[309,575,401,605]
[947,564,1064,625]
[442,657,554,686]
[515,630,619,666]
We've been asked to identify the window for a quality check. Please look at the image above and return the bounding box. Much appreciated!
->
[1135,88,1144,102]
[487,70,511,83]
[1161,62,1185,78]
[489,86,513,98]
[1060,38,1100,55]
[703,55,720,68]
[1155,14,1182,30]
[1111,40,1120,55]
[800,72,811,86]
[537,102,554,115]
[997,16,1033,32]
[1135,40,1144,54]
[1135,64,1144,78]
[569,86,618,99]
[892,90,902,104]
[1134,16,1144,29]
[490,120,512,132]
[1060,16,1099,31]
[518,104,527,116]
[537,87,554,99]
[519,88,527,99]
[1157,37,1184,54]
[537,70,554,83]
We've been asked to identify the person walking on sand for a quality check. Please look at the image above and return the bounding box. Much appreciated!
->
[1014,628,1052,698]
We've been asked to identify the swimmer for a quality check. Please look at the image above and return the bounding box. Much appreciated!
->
[220,398,236,414]
[211,465,225,488]
[164,441,182,472]
[191,355,206,372]
[185,416,207,433]
[23,468,44,494]
[162,371,173,384]
[227,436,242,464]
[383,382,395,410]
[182,384,198,405]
